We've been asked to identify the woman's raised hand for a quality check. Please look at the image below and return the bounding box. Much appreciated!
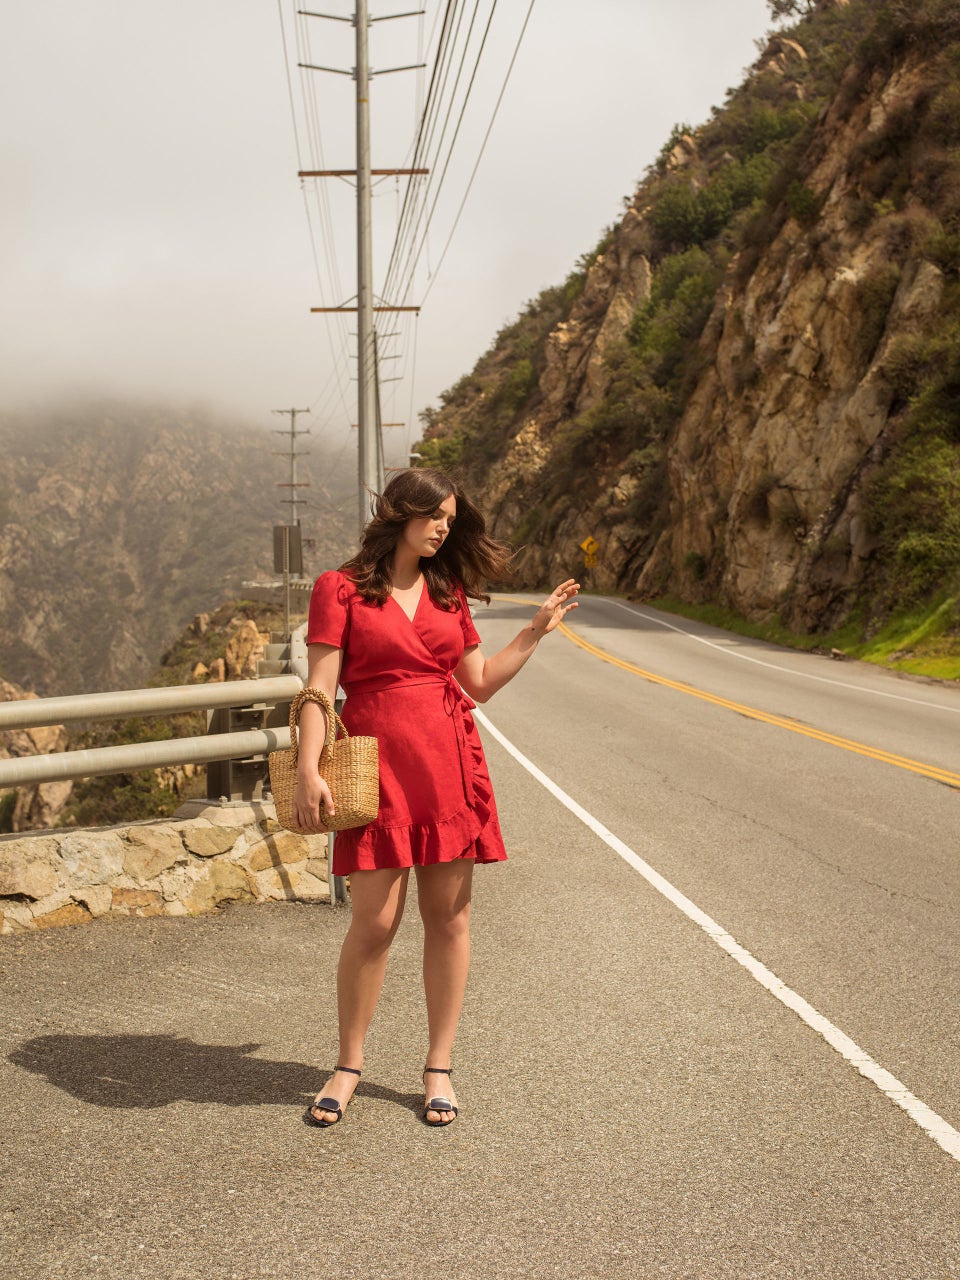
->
[531,579,580,636]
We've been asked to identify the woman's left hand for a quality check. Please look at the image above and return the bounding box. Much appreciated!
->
[531,579,580,636]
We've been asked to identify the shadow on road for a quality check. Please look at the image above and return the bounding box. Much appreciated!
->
[9,1033,319,1108]
[9,1033,423,1116]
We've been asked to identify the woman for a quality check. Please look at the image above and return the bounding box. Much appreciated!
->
[294,467,579,1128]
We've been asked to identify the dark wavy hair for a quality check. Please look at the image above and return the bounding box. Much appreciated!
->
[340,468,515,608]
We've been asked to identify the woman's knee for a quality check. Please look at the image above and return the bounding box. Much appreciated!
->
[347,909,403,954]
[420,900,471,944]
[345,869,408,953]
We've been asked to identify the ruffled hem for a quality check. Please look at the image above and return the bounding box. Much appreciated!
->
[331,794,507,875]
[330,677,507,875]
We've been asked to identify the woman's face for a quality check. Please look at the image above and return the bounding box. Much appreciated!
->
[400,493,457,560]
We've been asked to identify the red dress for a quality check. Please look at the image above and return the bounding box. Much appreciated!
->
[305,570,507,876]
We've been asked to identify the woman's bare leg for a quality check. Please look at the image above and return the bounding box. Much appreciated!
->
[416,858,474,1122]
[309,866,409,1122]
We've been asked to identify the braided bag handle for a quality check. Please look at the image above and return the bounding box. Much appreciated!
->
[288,687,347,767]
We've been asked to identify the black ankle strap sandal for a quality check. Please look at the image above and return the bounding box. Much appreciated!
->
[305,1065,361,1128]
[422,1067,458,1127]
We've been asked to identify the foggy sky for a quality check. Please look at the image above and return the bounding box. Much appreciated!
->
[2,0,773,462]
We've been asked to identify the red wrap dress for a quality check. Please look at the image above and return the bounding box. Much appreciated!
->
[305,570,508,876]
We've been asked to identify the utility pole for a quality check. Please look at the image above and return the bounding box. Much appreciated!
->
[271,407,311,530]
[298,3,426,536]
[355,0,377,534]
[271,406,310,645]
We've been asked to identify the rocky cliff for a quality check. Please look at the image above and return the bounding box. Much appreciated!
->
[0,402,355,695]
[0,680,72,831]
[417,0,960,644]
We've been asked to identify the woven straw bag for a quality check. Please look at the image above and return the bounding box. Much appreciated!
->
[268,688,379,833]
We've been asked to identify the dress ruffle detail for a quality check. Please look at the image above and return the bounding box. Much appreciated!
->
[332,700,505,875]
[331,792,504,875]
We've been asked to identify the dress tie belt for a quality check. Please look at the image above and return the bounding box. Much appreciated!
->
[343,674,479,809]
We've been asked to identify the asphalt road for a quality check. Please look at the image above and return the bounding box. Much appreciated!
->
[1,596,958,1278]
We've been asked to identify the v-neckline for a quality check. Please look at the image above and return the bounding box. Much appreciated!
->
[390,578,426,626]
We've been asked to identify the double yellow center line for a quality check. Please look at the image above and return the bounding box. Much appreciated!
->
[552,618,960,789]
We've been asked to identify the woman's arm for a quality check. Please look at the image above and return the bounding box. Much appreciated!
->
[454,579,580,703]
[292,642,343,832]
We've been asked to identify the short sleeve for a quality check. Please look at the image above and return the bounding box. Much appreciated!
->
[306,571,351,648]
[457,586,481,648]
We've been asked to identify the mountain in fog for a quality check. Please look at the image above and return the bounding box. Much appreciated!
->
[0,401,356,695]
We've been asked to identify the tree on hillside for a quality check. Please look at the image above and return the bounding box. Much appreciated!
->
[767,0,818,20]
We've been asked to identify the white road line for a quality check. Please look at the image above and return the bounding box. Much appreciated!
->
[474,706,960,1167]
[609,599,960,713]
[579,597,960,716]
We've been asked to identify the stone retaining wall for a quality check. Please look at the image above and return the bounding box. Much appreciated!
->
[0,800,332,935]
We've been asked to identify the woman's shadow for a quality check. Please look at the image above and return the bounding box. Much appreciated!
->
[9,1033,421,1118]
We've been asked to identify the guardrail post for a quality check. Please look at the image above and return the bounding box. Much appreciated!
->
[205,696,288,801]
[327,833,350,905]
[206,639,297,802]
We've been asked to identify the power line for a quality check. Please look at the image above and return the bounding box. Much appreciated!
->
[379,0,475,308]
[404,311,421,460]
[379,0,537,321]
[383,0,498,311]
[421,0,537,302]
[377,1,467,305]
[276,0,354,425]
[294,5,355,371]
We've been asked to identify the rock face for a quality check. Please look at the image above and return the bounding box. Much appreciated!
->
[419,9,960,632]
[0,679,73,831]
[0,801,331,934]
[636,58,945,629]
[477,209,656,594]
[224,619,268,679]
[541,211,654,423]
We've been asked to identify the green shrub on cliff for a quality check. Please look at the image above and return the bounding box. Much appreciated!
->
[413,265,594,484]
[870,442,960,597]
[629,248,723,364]
[866,286,960,607]
[649,150,794,253]
[862,0,960,64]
[416,428,466,473]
